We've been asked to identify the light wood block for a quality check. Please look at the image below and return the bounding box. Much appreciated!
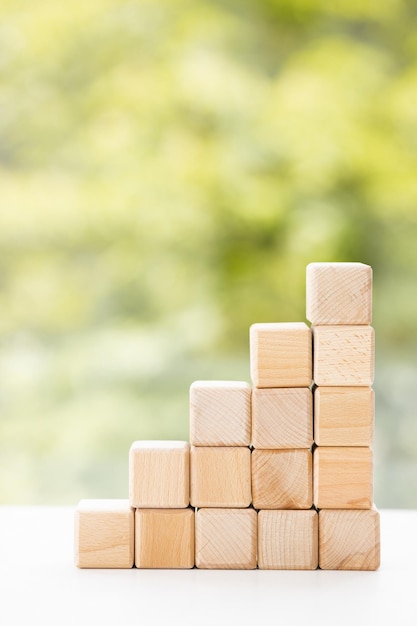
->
[313,446,373,509]
[129,441,189,508]
[195,508,257,569]
[319,507,380,570]
[75,499,134,568]
[190,380,251,446]
[313,325,374,386]
[258,509,318,570]
[252,387,313,449]
[250,322,312,388]
[252,449,312,509]
[314,386,374,446]
[190,446,251,508]
[135,508,194,568]
[306,262,372,325]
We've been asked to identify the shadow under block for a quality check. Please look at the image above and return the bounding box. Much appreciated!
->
[252,387,313,449]
[250,322,312,388]
[251,449,312,509]
[314,386,374,446]
[135,508,194,569]
[313,447,373,509]
[312,325,374,386]
[319,507,380,570]
[190,380,251,446]
[129,441,189,508]
[74,499,134,569]
[190,446,251,508]
[306,262,372,325]
[195,508,257,569]
[258,509,318,570]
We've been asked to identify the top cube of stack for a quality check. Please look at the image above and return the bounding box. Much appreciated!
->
[250,322,312,388]
[306,263,372,325]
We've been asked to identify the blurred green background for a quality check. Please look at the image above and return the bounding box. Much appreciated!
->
[1,0,416,507]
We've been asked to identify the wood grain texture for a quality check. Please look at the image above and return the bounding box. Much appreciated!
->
[190,380,251,446]
[74,499,134,569]
[129,441,189,508]
[251,449,312,509]
[319,507,380,570]
[135,508,194,569]
[195,508,257,569]
[306,262,372,325]
[313,446,373,509]
[250,322,312,388]
[190,446,251,508]
[258,509,318,570]
[314,386,374,446]
[252,387,313,449]
[313,325,374,386]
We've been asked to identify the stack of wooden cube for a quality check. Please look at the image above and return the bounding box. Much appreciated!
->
[307,262,380,570]
[74,262,380,570]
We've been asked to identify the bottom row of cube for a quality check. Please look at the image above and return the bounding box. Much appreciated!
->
[75,500,380,571]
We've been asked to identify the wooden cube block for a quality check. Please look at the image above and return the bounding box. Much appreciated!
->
[190,446,251,508]
[306,262,372,325]
[195,508,257,569]
[258,509,318,570]
[252,449,312,509]
[314,387,374,446]
[190,380,251,446]
[135,508,194,569]
[313,325,374,386]
[319,507,380,570]
[129,441,189,508]
[75,499,134,568]
[313,446,373,509]
[252,387,313,449]
[250,322,312,388]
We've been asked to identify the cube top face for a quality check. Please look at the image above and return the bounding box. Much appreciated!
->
[252,448,312,510]
[190,380,251,446]
[135,508,194,569]
[195,508,257,569]
[319,508,380,570]
[306,262,372,325]
[250,322,312,388]
[190,446,251,508]
[258,509,318,570]
[313,325,374,386]
[252,387,313,449]
[75,499,134,569]
[313,446,373,509]
[129,440,189,508]
[314,387,374,446]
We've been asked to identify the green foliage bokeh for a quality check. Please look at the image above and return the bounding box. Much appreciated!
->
[1,0,416,505]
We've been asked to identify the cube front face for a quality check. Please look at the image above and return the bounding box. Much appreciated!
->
[75,499,134,569]
[306,262,372,325]
[313,325,374,386]
[190,381,251,446]
[258,509,318,570]
[313,447,373,509]
[195,508,257,569]
[250,322,312,388]
[190,446,251,508]
[319,508,380,570]
[252,449,312,509]
[252,388,313,449]
[135,508,194,569]
[129,441,190,508]
[314,387,374,446]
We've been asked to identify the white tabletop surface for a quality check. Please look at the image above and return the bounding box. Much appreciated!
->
[0,507,416,626]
